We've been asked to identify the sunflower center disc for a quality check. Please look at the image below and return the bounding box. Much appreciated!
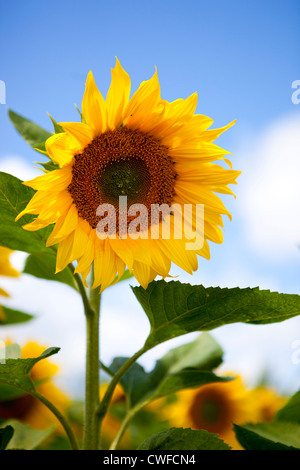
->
[201,400,221,423]
[68,126,176,231]
[99,158,151,205]
[0,394,36,420]
[189,389,230,434]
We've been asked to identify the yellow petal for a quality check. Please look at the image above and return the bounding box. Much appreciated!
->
[199,120,236,143]
[106,58,131,130]
[165,93,198,121]
[93,239,118,292]
[36,192,73,222]
[74,229,95,274]
[178,167,241,185]
[212,184,237,197]
[16,191,57,221]
[45,133,76,167]
[132,261,157,289]
[109,238,134,271]
[56,232,75,273]
[59,122,93,149]
[158,237,198,274]
[0,247,19,278]
[22,219,53,231]
[22,192,73,231]
[81,266,92,287]
[22,166,72,192]
[0,287,10,297]
[70,220,91,260]
[123,238,152,266]
[46,204,79,245]
[169,142,231,161]
[175,182,232,219]
[149,239,171,277]
[204,222,224,244]
[196,239,210,260]
[112,255,126,284]
[158,112,213,145]
[82,71,107,134]
[123,68,161,132]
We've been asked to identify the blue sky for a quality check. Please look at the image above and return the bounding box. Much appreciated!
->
[0,0,300,397]
[1,0,299,144]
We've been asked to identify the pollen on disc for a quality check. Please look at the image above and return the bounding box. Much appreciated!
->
[68,126,177,231]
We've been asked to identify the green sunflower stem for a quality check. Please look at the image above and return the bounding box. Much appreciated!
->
[109,399,149,450]
[96,346,148,437]
[83,308,101,449]
[34,391,79,450]
[81,271,101,450]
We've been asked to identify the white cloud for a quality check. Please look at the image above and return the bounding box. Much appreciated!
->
[237,113,300,260]
[0,154,40,180]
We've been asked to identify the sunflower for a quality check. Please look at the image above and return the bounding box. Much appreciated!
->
[163,376,255,449]
[16,59,240,291]
[0,247,19,297]
[246,385,287,423]
[0,341,70,432]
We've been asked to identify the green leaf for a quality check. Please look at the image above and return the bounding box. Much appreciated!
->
[0,306,34,325]
[0,347,60,395]
[23,252,76,290]
[0,384,26,401]
[275,390,300,424]
[110,334,227,408]
[151,370,229,401]
[8,109,59,171]
[0,344,46,401]
[4,420,54,450]
[234,422,300,450]
[156,332,223,374]
[138,427,231,450]
[129,407,169,448]
[0,172,53,253]
[132,280,300,348]
[0,425,14,450]
[37,434,71,450]
[8,110,52,149]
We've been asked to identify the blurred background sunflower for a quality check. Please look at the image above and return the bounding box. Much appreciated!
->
[0,247,19,298]
[0,340,71,445]
[158,375,287,449]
